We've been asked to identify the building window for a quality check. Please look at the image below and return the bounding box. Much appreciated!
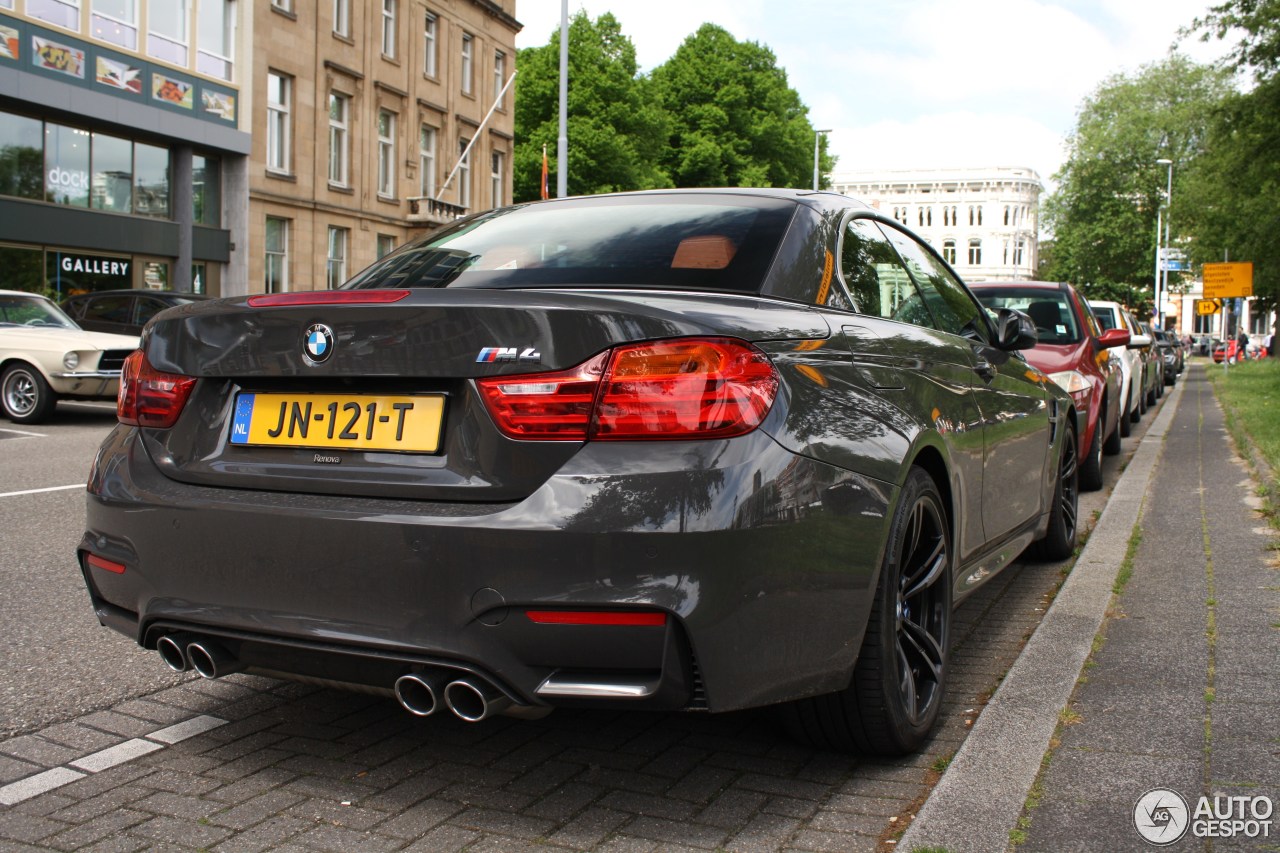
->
[377,234,396,258]
[327,226,349,288]
[328,92,350,186]
[1004,206,1011,226]
[333,0,350,37]
[266,71,291,174]
[1014,239,1026,267]
[90,132,131,213]
[491,150,504,207]
[419,125,436,197]
[918,209,925,227]
[28,0,80,31]
[265,217,288,294]
[494,51,506,108]
[44,123,90,208]
[91,0,137,49]
[381,0,396,58]
[0,112,45,201]
[458,138,471,208]
[461,33,473,95]
[271,0,291,12]
[147,0,188,65]
[193,154,220,226]
[377,110,396,198]
[968,238,981,265]
[196,0,234,81]
[133,142,169,218]
[423,12,437,77]
[942,239,957,264]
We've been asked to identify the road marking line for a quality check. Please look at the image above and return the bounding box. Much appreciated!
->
[69,738,164,772]
[147,715,227,744]
[0,767,86,805]
[0,427,45,437]
[0,484,84,498]
[0,713,228,804]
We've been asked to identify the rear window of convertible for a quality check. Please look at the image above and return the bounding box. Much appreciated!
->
[342,195,795,293]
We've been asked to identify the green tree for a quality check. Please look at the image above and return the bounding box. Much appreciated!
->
[512,12,670,201]
[1042,54,1231,309]
[649,24,834,189]
[1184,1,1280,306]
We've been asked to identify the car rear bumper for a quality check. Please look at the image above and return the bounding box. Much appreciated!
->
[80,425,893,714]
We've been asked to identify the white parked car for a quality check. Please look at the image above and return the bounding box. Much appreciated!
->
[1089,300,1151,437]
[0,290,139,424]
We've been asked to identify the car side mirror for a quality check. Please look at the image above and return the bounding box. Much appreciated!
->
[1127,333,1151,349]
[994,307,1038,351]
[1097,328,1131,349]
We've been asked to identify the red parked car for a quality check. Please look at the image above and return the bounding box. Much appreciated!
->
[971,282,1130,491]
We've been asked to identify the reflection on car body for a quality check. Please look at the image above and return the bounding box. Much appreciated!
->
[79,190,1077,755]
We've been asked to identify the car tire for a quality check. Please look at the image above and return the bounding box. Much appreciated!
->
[1079,418,1104,492]
[1028,419,1078,561]
[1103,405,1122,456]
[782,467,950,755]
[1119,390,1133,437]
[1,363,56,424]
[1146,380,1157,407]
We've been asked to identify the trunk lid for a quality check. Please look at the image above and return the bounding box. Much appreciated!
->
[140,288,828,502]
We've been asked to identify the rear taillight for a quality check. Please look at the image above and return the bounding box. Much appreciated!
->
[117,350,197,428]
[477,337,778,441]
[476,352,608,440]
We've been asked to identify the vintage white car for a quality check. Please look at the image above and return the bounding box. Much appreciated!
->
[0,289,139,424]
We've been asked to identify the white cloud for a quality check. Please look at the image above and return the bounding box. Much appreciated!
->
[515,0,1236,184]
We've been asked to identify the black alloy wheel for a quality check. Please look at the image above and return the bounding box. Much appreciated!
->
[782,468,951,755]
[1029,420,1079,561]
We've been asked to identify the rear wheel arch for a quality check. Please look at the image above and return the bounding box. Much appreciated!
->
[909,445,955,556]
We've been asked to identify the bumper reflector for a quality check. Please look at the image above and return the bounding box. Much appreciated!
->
[525,610,667,627]
[86,554,126,574]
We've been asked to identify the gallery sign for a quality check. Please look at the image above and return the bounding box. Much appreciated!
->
[56,254,131,278]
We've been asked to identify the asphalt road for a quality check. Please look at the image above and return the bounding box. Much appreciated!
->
[0,402,190,738]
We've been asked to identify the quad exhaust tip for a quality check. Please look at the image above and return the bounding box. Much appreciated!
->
[186,639,243,679]
[443,678,512,722]
[394,673,444,717]
[156,634,191,673]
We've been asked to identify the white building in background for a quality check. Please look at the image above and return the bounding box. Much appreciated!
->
[830,166,1043,282]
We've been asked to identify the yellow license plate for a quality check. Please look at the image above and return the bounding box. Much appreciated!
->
[229,392,445,453]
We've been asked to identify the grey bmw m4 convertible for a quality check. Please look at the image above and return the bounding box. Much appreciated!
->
[79,189,1077,755]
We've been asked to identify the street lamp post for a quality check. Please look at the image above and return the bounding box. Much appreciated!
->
[813,129,832,191]
[1155,158,1173,328]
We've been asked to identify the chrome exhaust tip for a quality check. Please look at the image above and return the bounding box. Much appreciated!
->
[394,673,444,717]
[443,678,511,723]
[186,639,243,679]
[156,634,191,672]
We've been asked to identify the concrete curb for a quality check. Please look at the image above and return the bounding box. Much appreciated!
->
[898,380,1186,853]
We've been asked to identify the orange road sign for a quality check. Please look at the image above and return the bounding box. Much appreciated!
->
[1202,262,1253,298]
[1195,299,1220,316]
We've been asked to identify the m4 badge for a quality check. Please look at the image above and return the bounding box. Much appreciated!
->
[476,347,541,363]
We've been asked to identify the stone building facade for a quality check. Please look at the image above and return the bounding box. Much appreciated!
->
[831,166,1043,282]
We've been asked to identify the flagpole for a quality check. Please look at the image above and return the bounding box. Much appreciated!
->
[557,0,568,198]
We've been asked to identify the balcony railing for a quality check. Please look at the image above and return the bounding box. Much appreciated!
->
[407,196,468,226]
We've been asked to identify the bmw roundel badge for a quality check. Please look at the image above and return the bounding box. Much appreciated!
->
[303,323,335,364]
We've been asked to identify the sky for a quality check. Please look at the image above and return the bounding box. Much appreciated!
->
[514,0,1235,190]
